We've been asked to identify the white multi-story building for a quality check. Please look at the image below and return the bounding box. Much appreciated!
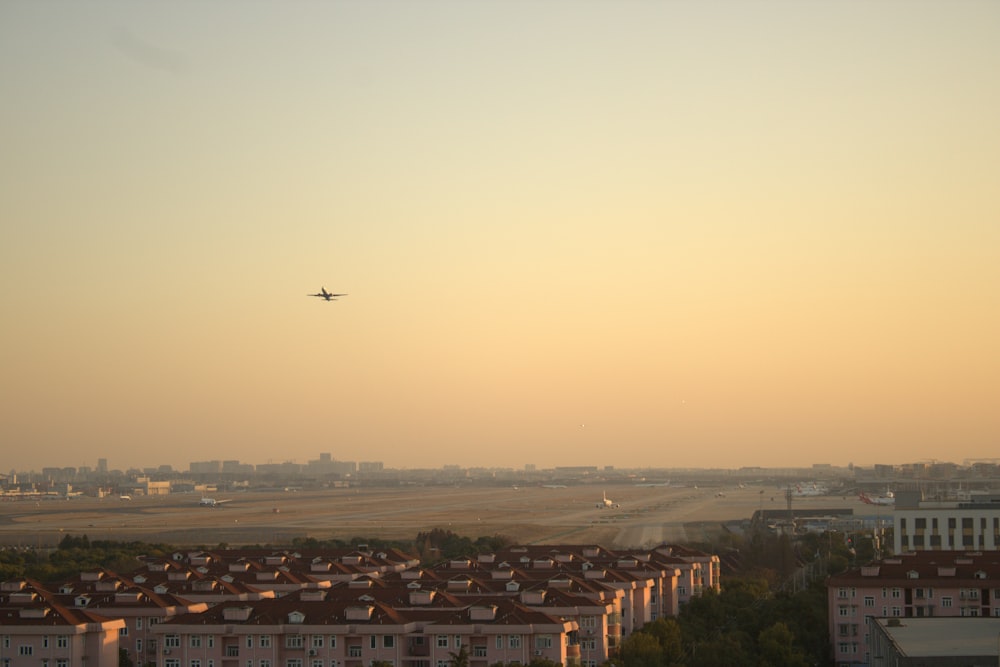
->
[894,493,1000,553]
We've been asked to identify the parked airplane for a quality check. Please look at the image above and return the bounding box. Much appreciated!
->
[597,491,620,509]
[118,495,132,501]
[309,287,347,301]
[792,483,828,497]
[859,491,895,506]
[199,497,232,507]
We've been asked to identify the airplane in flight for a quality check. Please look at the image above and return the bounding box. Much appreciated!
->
[597,491,620,509]
[309,287,347,301]
[199,497,232,508]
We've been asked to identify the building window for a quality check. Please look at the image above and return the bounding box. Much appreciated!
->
[437,635,449,648]
[328,636,336,649]
[509,635,522,649]
[496,636,503,650]
[864,596,875,607]
[166,635,181,648]
[192,636,202,648]
[474,647,488,658]
[286,636,305,649]
[382,636,394,649]
[18,646,33,656]
[942,597,953,607]
[369,636,376,650]
[260,635,272,648]
[348,646,362,658]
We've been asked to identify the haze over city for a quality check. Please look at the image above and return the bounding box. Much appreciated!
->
[2,2,999,474]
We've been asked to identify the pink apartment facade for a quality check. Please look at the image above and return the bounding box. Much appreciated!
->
[0,580,124,667]
[154,591,576,667]
[828,550,1000,667]
[3,543,719,667]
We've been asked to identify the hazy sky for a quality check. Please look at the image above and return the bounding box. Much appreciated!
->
[2,1,998,473]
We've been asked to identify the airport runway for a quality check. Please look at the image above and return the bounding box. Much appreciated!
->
[0,483,861,549]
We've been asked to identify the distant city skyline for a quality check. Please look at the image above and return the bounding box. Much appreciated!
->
[3,2,998,474]
[9,453,997,477]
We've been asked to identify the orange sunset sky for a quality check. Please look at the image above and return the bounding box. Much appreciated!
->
[2,1,998,473]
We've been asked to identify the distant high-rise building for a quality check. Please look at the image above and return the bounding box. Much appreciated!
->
[97,458,108,474]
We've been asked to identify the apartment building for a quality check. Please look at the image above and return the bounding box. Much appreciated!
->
[828,550,1000,667]
[0,580,124,667]
[153,589,575,667]
[893,493,1000,553]
[4,543,719,667]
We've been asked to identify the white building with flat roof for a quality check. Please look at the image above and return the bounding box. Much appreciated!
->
[893,493,1000,553]
[869,616,1000,667]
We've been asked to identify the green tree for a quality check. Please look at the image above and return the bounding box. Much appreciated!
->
[618,631,664,667]
[639,617,685,665]
[756,622,809,667]
[448,645,470,667]
[690,633,751,667]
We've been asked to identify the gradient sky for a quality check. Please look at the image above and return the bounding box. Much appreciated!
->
[2,1,998,473]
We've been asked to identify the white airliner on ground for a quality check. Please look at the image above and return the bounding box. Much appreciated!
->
[597,491,620,509]
[859,491,895,506]
[199,497,232,507]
